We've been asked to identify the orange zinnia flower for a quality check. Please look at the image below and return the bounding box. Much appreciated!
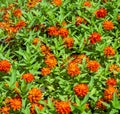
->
[40,44,50,55]
[104,86,118,101]
[13,9,22,18]
[72,54,89,64]
[63,37,74,49]
[53,0,62,6]
[15,20,26,31]
[0,106,10,114]
[67,62,80,77]
[22,73,34,83]
[104,46,115,57]
[95,8,107,18]
[87,60,100,72]
[2,11,10,21]
[27,0,42,8]
[83,1,91,7]
[55,101,71,114]
[103,20,114,30]
[75,16,87,26]
[41,67,51,76]
[106,78,117,87]
[96,98,106,110]
[30,103,43,114]
[45,53,57,68]
[47,26,58,36]
[74,84,89,97]
[109,64,120,76]
[33,38,40,45]
[58,28,69,38]
[28,88,42,103]
[9,97,22,111]
[0,60,11,73]
[89,32,101,44]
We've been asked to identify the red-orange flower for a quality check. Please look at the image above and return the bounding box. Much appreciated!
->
[96,98,106,110]
[33,38,40,45]
[40,44,50,55]
[95,8,107,18]
[75,16,83,26]
[109,64,120,75]
[74,84,89,97]
[2,11,10,21]
[83,1,91,7]
[87,60,100,72]
[45,53,57,68]
[104,86,118,101]
[41,67,51,76]
[63,37,74,49]
[22,73,34,83]
[103,20,114,30]
[15,20,26,31]
[58,28,69,38]
[9,97,22,111]
[27,0,42,8]
[0,60,11,73]
[104,46,115,57]
[67,62,80,77]
[28,88,42,103]
[0,106,10,114]
[106,78,117,87]
[30,103,43,114]
[47,26,58,36]
[13,9,22,18]
[89,32,101,44]
[72,54,89,64]
[53,0,62,6]
[55,101,71,114]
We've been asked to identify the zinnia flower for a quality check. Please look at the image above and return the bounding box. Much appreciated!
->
[74,84,89,97]
[2,11,10,21]
[87,60,100,72]
[40,44,50,55]
[41,67,51,76]
[55,101,71,114]
[63,37,74,49]
[27,0,42,8]
[9,97,22,111]
[89,32,101,44]
[95,8,107,18]
[53,0,62,6]
[106,78,117,87]
[103,20,114,30]
[104,46,115,57]
[104,86,118,101]
[58,28,69,38]
[0,60,11,73]
[45,53,57,68]
[15,20,26,31]
[72,54,89,64]
[83,1,91,7]
[28,88,42,103]
[96,98,106,110]
[47,26,58,36]
[22,73,34,83]
[13,9,22,18]
[33,38,40,45]
[0,106,10,114]
[75,16,87,26]
[67,62,80,77]
[30,103,43,114]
